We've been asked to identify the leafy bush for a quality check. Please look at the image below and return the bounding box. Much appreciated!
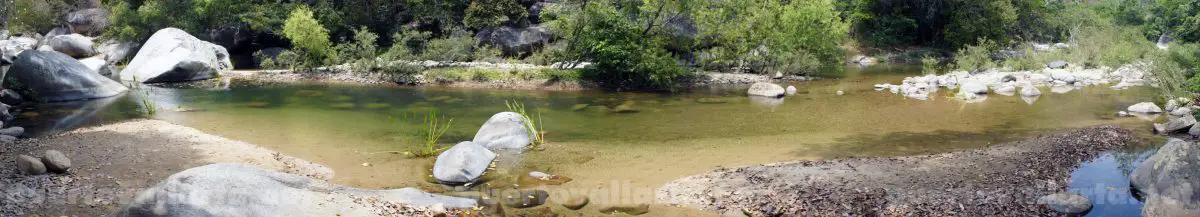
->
[282,6,334,68]
[463,0,526,29]
[419,34,475,62]
[951,39,997,72]
[5,0,69,34]
[570,1,686,90]
[921,56,940,75]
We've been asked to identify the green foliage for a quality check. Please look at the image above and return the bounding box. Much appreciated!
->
[1146,0,1200,42]
[921,56,940,75]
[569,1,686,90]
[282,6,334,68]
[411,111,452,157]
[693,0,850,75]
[464,0,527,29]
[951,39,997,72]
[944,0,1018,48]
[419,34,475,62]
[5,0,69,33]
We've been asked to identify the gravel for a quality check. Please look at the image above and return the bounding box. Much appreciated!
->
[658,126,1134,216]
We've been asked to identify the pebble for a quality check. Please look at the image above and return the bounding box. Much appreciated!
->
[42,150,71,173]
[17,154,46,175]
[836,90,845,96]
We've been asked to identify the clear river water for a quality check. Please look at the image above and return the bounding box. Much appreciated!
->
[12,64,1167,216]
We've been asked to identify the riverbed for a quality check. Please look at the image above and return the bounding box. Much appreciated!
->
[10,64,1166,216]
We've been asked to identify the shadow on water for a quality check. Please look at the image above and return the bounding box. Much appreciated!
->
[10,94,148,137]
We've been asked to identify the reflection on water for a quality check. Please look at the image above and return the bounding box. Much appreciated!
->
[8,64,1169,215]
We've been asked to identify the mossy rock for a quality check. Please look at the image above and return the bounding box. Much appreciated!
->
[613,101,639,113]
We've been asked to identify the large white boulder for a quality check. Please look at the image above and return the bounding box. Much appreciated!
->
[433,142,497,184]
[47,34,97,58]
[472,112,533,150]
[113,164,476,217]
[747,82,785,98]
[122,28,232,83]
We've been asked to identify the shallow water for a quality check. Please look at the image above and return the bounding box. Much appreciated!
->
[13,64,1166,215]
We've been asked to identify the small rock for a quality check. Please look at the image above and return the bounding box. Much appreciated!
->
[529,171,552,179]
[772,72,783,79]
[836,90,845,95]
[361,162,371,167]
[785,86,797,95]
[0,135,16,144]
[1170,107,1193,116]
[1048,61,1069,69]
[1118,111,1130,117]
[1020,84,1041,97]
[42,150,71,173]
[562,195,589,210]
[17,155,47,175]
[502,189,550,208]
[599,204,650,215]
[1037,193,1092,215]
[0,127,25,137]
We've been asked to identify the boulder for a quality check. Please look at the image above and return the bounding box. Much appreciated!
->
[79,56,106,73]
[0,127,24,137]
[41,150,71,173]
[1129,102,1164,114]
[1130,139,1200,216]
[477,26,553,55]
[1,36,38,60]
[747,82,785,98]
[993,84,1016,96]
[1049,69,1076,83]
[1164,115,1197,133]
[112,164,477,217]
[4,50,128,102]
[472,112,533,150]
[1020,84,1041,97]
[1171,107,1193,117]
[122,28,232,83]
[67,8,110,36]
[959,81,988,95]
[433,142,496,184]
[562,195,589,210]
[1048,61,1069,69]
[1037,193,1092,215]
[0,135,15,144]
[1190,124,1200,137]
[16,155,46,175]
[96,40,139,65]
[43,28,72,42]
[1,89,24,105]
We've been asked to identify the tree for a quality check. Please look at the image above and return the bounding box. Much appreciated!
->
[282,6,334,68]
[944,0,1019,48]
[463,0,527,29]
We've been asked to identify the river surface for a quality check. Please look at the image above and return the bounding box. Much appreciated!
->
[12,64,1166,216]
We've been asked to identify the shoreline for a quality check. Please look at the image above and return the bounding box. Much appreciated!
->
[0,119,333,216]
[221,66,815,91]
[657,126,1138,216]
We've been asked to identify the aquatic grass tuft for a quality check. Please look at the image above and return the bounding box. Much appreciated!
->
[412,110,453,157]
[504,100,545,149]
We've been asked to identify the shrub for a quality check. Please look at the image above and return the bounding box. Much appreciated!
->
[921,56,940,75]
[282,6,334,68]
[951,39,997,73]
[463,0,526,29]
[420,34,475,62]
[5,0,68,34]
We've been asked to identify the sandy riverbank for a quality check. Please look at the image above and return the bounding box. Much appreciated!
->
[0,119,333,216]
[657,126,1138,216]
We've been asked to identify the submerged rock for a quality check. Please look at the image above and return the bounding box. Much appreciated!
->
[501,189,550,208]
[16,155,46,175]
[4,50,128,102]
[747,82,785,98]
[958,81,988,95]
[433,142,496,184]
[112,164,477,217]
[1129,102,1164,114]
[599,204,650,215]
[1020,84,1041,97]
[562,195,589,210]
[122,28,232,83]
[1131,139,1200,216]
[1037,193,1092,215]
[41,150,71,173]
[472,112,533,150]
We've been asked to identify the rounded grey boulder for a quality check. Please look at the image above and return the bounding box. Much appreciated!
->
[41,150,71,173]
[1,89,24,105]
[1048,61,1069,69]
[433,141,497,184]
[472,112,533,150]
[747,82,785,98]
[16,155,46,175]
[0,127,24,137]
[122,28,232,83]
[47,34,97,58]
[67,8,110,36]
[1037,192,1092,215]
[4,50,128,102]
[1131,139,1200,216]
[112,163,477,217]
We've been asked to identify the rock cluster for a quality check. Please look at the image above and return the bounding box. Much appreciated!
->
[1131,139,1200,216]
[874,61,1150,103]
